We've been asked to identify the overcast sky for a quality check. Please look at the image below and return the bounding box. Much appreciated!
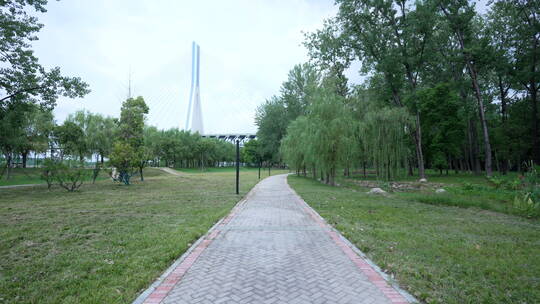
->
[33,0,489,134]
[32,0,346,134]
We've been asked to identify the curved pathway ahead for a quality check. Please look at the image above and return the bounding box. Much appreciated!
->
[136,174,414,304]
[159,167,185,176]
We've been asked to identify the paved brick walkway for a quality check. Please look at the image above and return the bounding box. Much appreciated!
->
[136,174,413,304]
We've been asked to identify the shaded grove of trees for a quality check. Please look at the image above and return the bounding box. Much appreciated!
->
[256,0,540,183]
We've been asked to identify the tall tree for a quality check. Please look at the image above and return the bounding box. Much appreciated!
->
[280,63,321,120]
[110,96,149,184]
[242,139,263,166]
[54,121,86,161]
[437,0,494,176]
[488,0,540,165]
[0,102,29,178]
[255,96,288,164]
[360,107,411,180]
[417,83,463,174]
[19,104,54,167]
[118,96,149,148]
[305,83,354,185]
[67,110,117,163]
[327,0,439,179]
[0,0,89,109]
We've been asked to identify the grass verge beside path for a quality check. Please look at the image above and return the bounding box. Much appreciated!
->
[288,175,540,304]
[0,168,286,304]
[174,166,284,175]
[340,171,534,218]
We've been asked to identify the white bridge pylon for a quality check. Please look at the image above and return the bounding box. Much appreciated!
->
[185,41,204,134]
[184,42,255,144]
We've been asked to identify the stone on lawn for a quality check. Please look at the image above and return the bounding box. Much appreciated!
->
[367,188,387,195]
[435,188,447,194]
[419,178,428,183]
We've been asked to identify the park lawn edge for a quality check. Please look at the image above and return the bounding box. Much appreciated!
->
[287,175,540,304]
[0,169,287,304]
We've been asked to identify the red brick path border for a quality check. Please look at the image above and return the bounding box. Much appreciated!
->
[141,198,247,304]
[301,204,410,304]
[140,179,412,304]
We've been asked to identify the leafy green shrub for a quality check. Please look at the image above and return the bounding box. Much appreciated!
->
[109,142,140,185]
[41,159,90,192]
[505,178,523,191]
[54,163,90,192]
[487,176,506,189]
[512,162,540,218]
[513,193,540,218]
[462,182,475,191]
[41,159,60,190]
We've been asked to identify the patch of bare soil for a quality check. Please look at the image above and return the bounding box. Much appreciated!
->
[352,180,446,192]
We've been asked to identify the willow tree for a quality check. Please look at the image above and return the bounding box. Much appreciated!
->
[360,107,411,180]
[311,0,439,180]
[308,85,355,185]
[281,116,310,175]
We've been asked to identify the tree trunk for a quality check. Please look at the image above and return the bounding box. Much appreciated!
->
[5,153,12,180]
[22,152,28,168]
[498,76,508,123]
[502,159,508,175]
[363,161,367,178]
[494,151,501,173]
[413,115,426,179]
[459,51,492,175]
[330,167,335,186]
[469,118,481,175]
[441,4,492,176]
[140,166,144,181]
[470,67,492,176]
[530,83,540,165]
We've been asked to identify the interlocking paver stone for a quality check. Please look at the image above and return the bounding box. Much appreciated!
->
[148,174,411,304]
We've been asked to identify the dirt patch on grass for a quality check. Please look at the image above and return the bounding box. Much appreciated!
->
[352,180,446,192]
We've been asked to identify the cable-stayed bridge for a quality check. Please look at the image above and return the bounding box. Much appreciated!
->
[201,133,256,144]
[184,42,256,143]
[140,41,257,140]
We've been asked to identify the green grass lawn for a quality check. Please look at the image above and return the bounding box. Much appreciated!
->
[174,166,287,175]
[288,175,540,304]
[0,168,48,186]
[340,170,536,218]
[0,167,286,304]
[0,168,111,187]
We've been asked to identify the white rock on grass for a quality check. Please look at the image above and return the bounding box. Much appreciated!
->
[367,188,387,195]
[435,188,447,194]
[419,178,428,183]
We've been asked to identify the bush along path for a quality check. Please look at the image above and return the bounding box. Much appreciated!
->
[135,174,416,304]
